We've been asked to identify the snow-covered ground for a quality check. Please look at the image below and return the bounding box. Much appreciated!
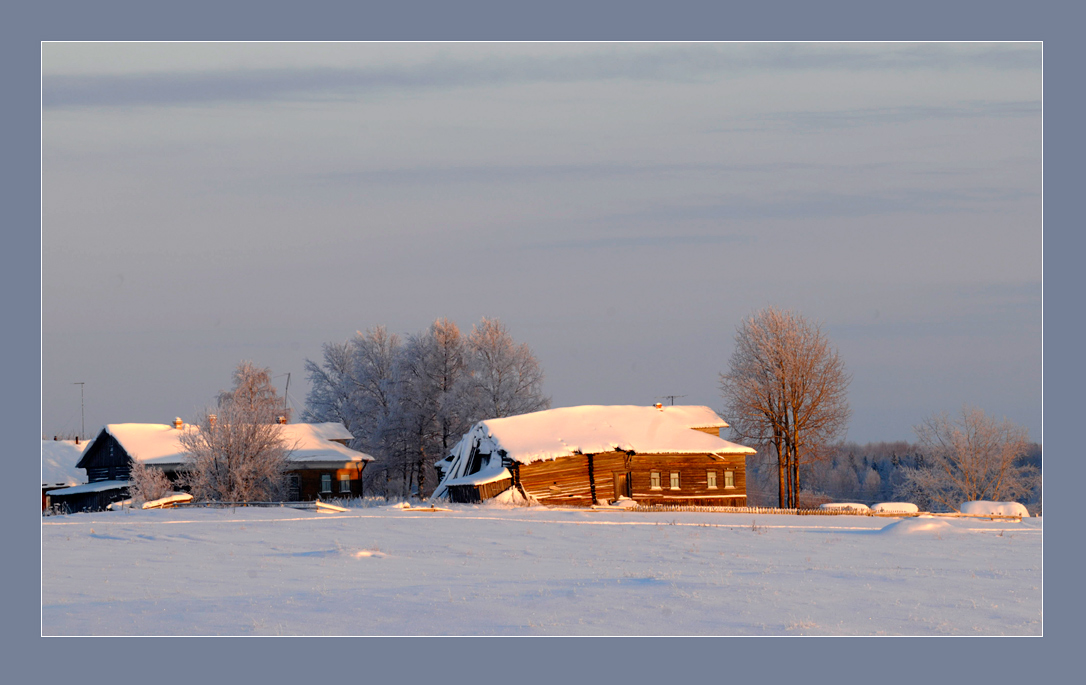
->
[41,503,1041,636]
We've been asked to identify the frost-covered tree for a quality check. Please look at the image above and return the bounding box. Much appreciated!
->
[394,319,477,497]
[466,317,550,419]
[720,307,852,508]
[179,362,290,502]
[302,340,356,429]
[902,406,1038,512]
[128,459,173,505]
[304,317,549,499]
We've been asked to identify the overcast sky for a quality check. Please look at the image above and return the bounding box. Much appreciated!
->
[41,42,1042,444]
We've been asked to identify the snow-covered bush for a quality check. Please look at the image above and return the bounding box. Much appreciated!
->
[128,460,173,505]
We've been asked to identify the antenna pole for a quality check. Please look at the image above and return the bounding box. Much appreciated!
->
[73,382,85,439]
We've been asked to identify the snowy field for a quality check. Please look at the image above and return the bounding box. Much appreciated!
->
[41,503,1042,636]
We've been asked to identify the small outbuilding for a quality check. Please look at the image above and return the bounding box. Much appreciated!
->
[51,420,374,511]
[431,404,756,506]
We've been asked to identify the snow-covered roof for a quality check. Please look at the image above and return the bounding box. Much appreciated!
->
[281,422,373,463]
[470,405,753,464]
[101,423,192,465]
[41,440,89,486]
[653,405,729,429]
[431,405,754,501]
[48,479,129,496]
[97,421,373,467]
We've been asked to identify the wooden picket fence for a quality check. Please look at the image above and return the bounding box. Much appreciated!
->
[627,504,1023,520]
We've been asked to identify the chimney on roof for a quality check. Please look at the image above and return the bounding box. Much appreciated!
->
[655,403,663,410]
[173,417,183,430]
[75,436,80,444]
[277,416,287,425]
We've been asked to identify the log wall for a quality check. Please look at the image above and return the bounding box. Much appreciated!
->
[516,452,747,506]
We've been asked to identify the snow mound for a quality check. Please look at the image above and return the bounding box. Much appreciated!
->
[879,517,953,535]
[488,487,530,506]
[819,502,870,512]
[960,501,1029,517]
[142,493,193,509]
[872,502,919,514]
[352,549,387,558]
[609,497,638,509]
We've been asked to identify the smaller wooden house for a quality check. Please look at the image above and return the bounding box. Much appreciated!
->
[431,405,756,506]
[51,420,374,511]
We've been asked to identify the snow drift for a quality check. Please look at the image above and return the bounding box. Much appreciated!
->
[872,502,919,514]
[878,517,953,535]
[960,501,1029,517]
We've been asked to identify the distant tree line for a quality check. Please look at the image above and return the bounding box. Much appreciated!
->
[304,317,549,500]
[743,437,1042,513]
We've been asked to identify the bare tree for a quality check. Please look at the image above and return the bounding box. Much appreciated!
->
[179,362,291,502]
[902,405,1038,512]
[128,459,173,505]
[720,307,851,508]
[467,317,550,419]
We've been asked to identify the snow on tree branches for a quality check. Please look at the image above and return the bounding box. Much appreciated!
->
[903,405,1038,512]
[305,317,549,499]
[179,362,291,502]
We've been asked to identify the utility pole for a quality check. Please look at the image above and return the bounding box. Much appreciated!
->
[73,382,85,440]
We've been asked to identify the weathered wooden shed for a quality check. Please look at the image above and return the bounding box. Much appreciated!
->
[431,405,756,506]
[51,420,374,511]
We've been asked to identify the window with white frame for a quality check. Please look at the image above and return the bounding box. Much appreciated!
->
[707,470,718,489]
[670,472,680,490]
[724,471,735,488]
[650,471,662,490]
[320,473,333,494]
[339,474,351,493]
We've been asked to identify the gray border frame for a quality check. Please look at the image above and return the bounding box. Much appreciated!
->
[17,0,1071,681]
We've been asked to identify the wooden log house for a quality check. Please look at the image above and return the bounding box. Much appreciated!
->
[431,405,756,506]
[50,420,374,511]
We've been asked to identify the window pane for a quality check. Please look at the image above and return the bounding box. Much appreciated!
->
[707,471,717,488]
[339,475,351,493]
[650,472,661,489]
[670,472,680,489]
[725,471,735,488]
[321,474,332,493]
